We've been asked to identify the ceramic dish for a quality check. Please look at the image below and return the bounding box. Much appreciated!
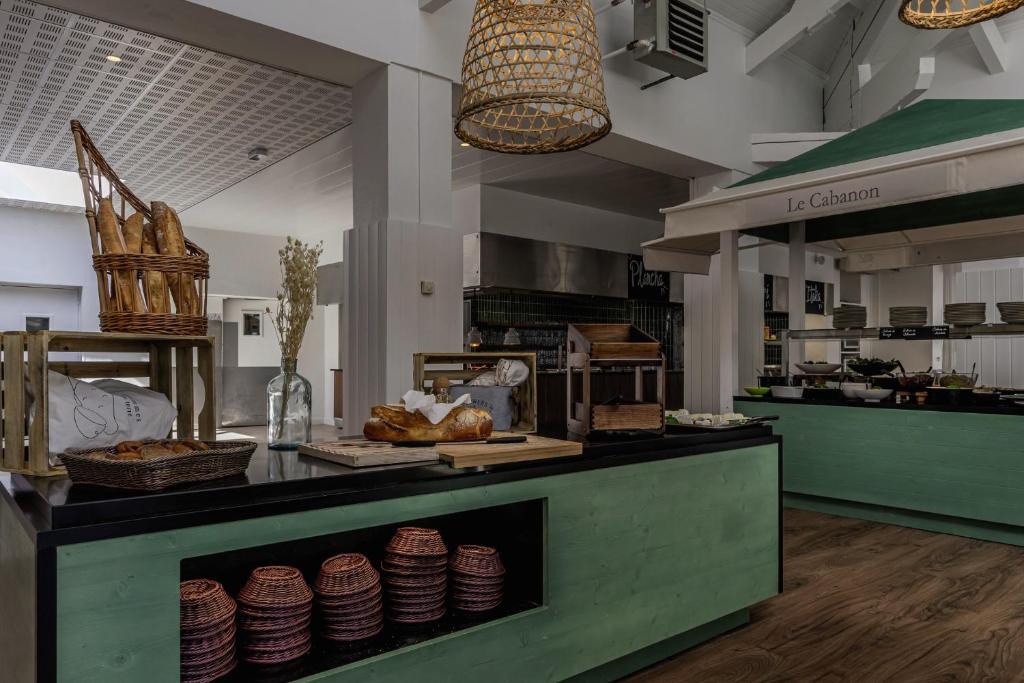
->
[840,382,868,399]
[795,363,842,375]
[855,388,893,403]
[771,386,804,399]
[744,387,771,398]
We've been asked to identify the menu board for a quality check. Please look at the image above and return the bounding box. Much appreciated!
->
[627,255,670,302]
[805,281,826,315]
[878,326,951,340]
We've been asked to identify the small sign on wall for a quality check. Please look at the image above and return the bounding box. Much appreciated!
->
[805,281,826,316]
[628,254,669,302]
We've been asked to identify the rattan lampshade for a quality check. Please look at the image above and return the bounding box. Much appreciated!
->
[456,0,611,154]
[899,0,1024,28]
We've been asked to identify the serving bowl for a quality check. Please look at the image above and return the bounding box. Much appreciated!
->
[840,382,868,399]
[771,386,804,399]
[744,387,771,398]
[795,362,842,375]
[855,388,894,403]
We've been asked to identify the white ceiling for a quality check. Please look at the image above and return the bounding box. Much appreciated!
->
[452,141,691,221]
[181,126,353,236]
[0,0,352,211]
[706,0,795,36]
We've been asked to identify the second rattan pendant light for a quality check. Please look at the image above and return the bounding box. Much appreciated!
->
[456,0,611,154]
[900,0,1024,28]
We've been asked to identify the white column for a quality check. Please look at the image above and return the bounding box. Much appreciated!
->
[719,231,739,413]
[343,64,461,432]
[931,265,945,371]
[788,222,806,375]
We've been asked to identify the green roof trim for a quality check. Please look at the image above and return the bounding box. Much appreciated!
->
[743,184,1024,244]
[734,100,1024,188]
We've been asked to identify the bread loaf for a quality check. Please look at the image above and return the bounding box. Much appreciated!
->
[121,212,146,312]
[97,198,139,312]
[141,223,169,313]
[152,201,198,314]
[363,404,493,443]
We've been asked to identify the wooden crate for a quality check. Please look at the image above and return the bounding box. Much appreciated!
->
[567,324,665,437]
[567,323,661,360]
[0,331,216,476]
[413,352,537,434]
[591,403,664,431]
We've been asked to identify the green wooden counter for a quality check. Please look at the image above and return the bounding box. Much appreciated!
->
[737,398,1024,545]
[1,434,781,683]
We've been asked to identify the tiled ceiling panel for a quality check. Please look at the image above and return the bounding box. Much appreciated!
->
[0,0,352,210]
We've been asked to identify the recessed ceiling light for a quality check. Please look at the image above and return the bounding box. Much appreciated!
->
[106,54,122,63]
[459,142,470,147]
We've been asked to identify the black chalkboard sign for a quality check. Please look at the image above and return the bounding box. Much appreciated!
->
[805,281,826,315]
[764,274,774,312]
[879,326,950,340]
[628,255,669,302]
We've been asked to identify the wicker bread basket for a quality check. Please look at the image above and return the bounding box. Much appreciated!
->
[71,120,209,335]
[61,440,256,490]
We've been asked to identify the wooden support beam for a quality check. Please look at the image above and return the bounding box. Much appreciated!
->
[969,21,1009,75]
[746,0,853,74]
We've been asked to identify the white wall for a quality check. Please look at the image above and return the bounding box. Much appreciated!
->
[861,267,934,371]
[461,185,666,254]
[0,206,101,330]
[949,265,1024,388]
[190,0,824,175]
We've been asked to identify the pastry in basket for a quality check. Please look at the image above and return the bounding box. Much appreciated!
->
[93,439,211,461]
[363,404,493,443]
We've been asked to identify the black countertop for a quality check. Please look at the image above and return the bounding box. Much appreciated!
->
[2,428,777,547]
[735,395,1024,416]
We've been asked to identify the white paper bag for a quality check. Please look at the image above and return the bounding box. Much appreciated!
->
[45,371,177,456]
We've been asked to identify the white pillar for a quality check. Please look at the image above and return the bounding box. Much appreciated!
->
[719,231,739,413]
[931,265,945,371]
[788,222,806,375]
[343,64,461,432]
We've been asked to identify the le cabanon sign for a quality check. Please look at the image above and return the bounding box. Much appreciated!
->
[744,162,955,226]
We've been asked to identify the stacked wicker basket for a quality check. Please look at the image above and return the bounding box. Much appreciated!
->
[315,554,385,642]
[236,566,313,666]
[381,528,450,624]
[180,579,238,683]
[71,120,208,335]
[450,545,505,613]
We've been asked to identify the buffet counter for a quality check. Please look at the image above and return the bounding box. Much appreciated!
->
[1,429,781,683]
[737,397,1024,545]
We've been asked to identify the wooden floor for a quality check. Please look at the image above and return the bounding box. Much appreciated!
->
[624,508,1024,682]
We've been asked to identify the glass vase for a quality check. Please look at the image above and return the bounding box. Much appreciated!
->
[267,358,312,450]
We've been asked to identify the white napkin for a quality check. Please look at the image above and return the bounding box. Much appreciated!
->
[401,390,472,425]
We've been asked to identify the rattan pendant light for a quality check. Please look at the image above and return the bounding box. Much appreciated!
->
[900,0,1024,28]
[456,0,611,154]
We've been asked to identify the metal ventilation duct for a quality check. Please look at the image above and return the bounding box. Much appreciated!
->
[633,0,709,80]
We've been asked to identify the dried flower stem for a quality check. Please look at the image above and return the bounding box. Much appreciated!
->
[267,237,322,443]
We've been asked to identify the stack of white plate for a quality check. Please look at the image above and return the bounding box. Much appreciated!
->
[834,304,867,329]
[997,302,1024,324]
[944,303,987,327]
[889,306,928,327]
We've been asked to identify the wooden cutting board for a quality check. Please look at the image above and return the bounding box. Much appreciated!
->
[437,435,582,469]
[299,440,439,468]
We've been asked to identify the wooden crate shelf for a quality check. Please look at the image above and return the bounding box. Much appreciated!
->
[0,331,216,476]
[414,352,538,433]
[566,324,665,437]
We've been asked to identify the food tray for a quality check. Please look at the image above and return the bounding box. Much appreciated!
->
[666,417,776,433]
[61,440,256,490]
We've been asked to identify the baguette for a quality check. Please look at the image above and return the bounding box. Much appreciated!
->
[152,201,198,314]
[97,198,139,312]
[121,212,146,312]
[363,404,493,443]
[141,223,169,314]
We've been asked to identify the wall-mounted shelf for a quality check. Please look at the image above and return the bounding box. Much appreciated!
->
[787,324,1024,341]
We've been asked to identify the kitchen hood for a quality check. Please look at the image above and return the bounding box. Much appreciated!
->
[463,233,683,303]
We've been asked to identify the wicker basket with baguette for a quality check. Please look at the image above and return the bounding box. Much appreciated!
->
[71,120,208,335]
